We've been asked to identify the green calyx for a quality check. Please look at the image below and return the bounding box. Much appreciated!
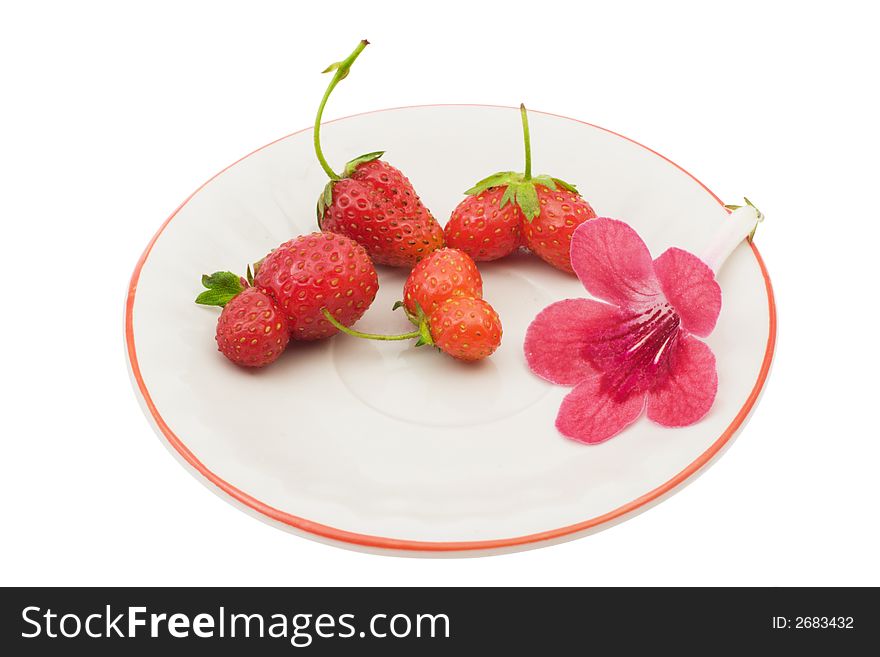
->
[316,151,385,224]
[723,196,765,242]
[464,171,577,221]
[343,150,385,177]
[195,271,247,307]
[313,40,385,226]
[391,301,434,347]
[463,104,578,221]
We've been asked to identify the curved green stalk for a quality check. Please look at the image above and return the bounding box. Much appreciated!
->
[314,40,369,181]
[322,308,420,341]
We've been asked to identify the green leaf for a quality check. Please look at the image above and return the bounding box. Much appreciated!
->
[317,180,336,226]
[743,197,764,221]
[195,271,245,307]
[342,151,385,177]
[513,182,541,221]
[725,197,764,221]
[725,197,764,242]
[464,171,520,196]
[551,177,579,193]
[530,175,558,191]
[415,317,434,347]
[408,301,434,346]
[499,184,515,210]
[321,60,352,81]
[392,300,404,311]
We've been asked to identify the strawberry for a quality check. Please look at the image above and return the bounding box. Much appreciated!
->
[522,185,597,273]
[195,273,290,368]
[323,294,502,362]
[427,296,502,361]
[448,104,596,272]
[401,247,482,315]
[444,187,524,261]
[254,231,378,341]
[313,40,444,267]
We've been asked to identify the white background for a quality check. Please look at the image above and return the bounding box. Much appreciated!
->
[2,1,878,586]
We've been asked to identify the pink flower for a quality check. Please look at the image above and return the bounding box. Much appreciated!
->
[524,217,722,444]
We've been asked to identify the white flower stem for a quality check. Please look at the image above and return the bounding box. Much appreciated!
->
[700,205,761,274]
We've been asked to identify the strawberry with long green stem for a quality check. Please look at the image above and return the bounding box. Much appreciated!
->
[445,104,597,272]
[314,40,444,268]
[321,247,501,361]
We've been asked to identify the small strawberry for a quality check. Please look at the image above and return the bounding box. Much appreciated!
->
[444,186,524,261]
[400,247,482,316]
[254,231,378,341]
[448,104,597,272]
[196,272,290,368]
[427,296,502,361]
[313,40,444,267]
[322,295,502,362]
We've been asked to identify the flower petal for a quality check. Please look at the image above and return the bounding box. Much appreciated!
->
[556,375,646,444]
[570,218,660,308]
[524,299,619,385]
[646,336,717,427]
[653,247,721,337]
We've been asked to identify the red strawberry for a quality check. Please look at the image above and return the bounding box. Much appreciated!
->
[401,247,482,315]
[313,41,444,267]
[323,294,502,362]
[196,273,290,368]
[254,232,378,341]
[444,187,523,261]
[449,104,596,272]
[427,296,502,361]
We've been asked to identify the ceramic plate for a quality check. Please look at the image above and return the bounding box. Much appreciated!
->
[126,105,776,555]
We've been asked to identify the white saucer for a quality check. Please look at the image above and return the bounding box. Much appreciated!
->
[126,105,776,555]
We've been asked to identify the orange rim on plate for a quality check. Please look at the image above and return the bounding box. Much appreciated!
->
[125,105,777,552]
